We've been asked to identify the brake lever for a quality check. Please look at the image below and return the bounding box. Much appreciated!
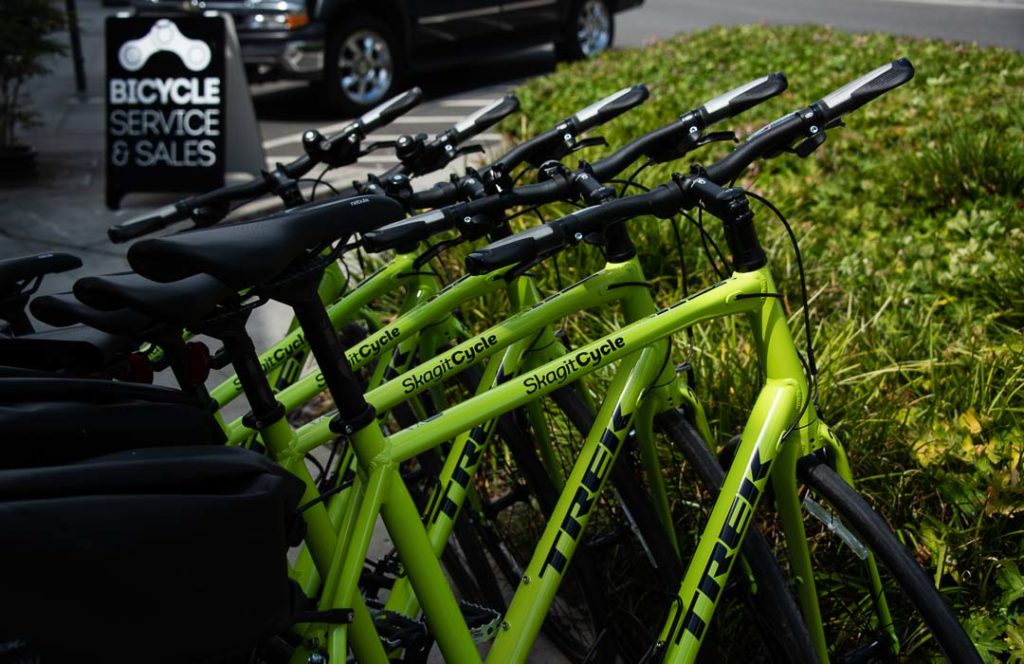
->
[792,131,826,158]
[695,130,738,147]
[566,135,609,154]
[779,119,845,159]
[360,140,399,156]
[452,143,485,158]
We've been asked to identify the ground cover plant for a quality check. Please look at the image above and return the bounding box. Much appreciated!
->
[491,24,1024,660]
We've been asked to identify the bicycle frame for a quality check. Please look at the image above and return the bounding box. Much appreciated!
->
[222,253,690,632]
[284,258,886,664]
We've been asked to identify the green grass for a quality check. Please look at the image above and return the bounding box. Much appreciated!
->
[494,24,1024,660]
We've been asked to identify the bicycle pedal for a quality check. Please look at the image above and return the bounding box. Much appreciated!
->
[460,600,502,643]
[373,609,430,655]
[360,552,403,596]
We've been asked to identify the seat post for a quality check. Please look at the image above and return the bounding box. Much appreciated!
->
[290,294,374,426]
[198,310,284,428]
[265,265,375,428]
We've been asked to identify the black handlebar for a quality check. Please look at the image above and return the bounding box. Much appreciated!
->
[357,87,424,134]
[363,178,565,251]
[486,84,650,178]
[700,72,788,125]
[811,57,914,123]
[571,84,651,133]
[706,58,914,184]
[450,95,520,144]
[108,204,187,243]
[466,59,915,274]
[591,72,789,179]
[367,74,789,252]
[465,184,684,274]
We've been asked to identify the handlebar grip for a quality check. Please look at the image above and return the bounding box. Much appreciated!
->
[362,209,453,252]
[358,87,424,133]
[465,223,566,275]
[107,204,184,243]
[408,181,460,210]
[700,72,788,125]
[813,58,914,122]
[572,84,650,131]
[451,94,520,144]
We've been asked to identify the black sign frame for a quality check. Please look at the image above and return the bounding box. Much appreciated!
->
[106,15,226,209]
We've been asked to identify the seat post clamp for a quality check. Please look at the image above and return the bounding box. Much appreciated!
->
[329,403,377,436]
[242,401,286,431]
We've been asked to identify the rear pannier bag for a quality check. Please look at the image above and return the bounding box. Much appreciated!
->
[0,446,305,663]
[0,378,226,469]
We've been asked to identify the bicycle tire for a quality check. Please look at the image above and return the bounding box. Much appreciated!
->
[798,456,982,663]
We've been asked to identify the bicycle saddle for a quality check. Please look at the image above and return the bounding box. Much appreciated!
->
[0,251,81,294]
[31,291,155,337]
[0,325,136,373]
[128,195,404,288]
[74,272,235,328]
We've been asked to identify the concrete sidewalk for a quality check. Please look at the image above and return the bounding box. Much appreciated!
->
[0,0,132,291]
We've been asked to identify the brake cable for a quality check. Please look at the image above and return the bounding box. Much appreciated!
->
[308,164,337,201]
[738,188,822,422]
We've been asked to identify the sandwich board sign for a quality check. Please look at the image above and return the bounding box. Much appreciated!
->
[106,15,226,209]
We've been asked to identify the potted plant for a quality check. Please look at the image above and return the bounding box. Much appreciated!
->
[0,0,66,179]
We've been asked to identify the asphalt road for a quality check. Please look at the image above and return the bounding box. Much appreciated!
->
[617,0,1024,50]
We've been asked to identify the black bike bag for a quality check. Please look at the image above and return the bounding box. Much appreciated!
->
[0,446,305,663]
[0,378,226,469]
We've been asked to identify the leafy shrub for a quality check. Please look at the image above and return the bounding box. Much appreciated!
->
[496,24,1024,659]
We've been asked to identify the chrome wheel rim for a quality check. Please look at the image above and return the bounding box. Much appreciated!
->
[337,29,393,105]
[576,0,611,57]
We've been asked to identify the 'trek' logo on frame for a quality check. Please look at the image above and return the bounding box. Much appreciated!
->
[674,448,773,645]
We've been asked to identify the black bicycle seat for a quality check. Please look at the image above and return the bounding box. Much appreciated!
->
[128,194,404,288]
[31,291,156,337]
[74,272,235,329]
[0,252,81,295]
[0,325,136,373]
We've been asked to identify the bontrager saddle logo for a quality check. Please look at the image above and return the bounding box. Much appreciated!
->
[118,19,212,72]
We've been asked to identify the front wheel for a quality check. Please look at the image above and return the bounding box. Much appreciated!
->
[556,0,615,61]
[322,16,403,116]
[798,457,982,663]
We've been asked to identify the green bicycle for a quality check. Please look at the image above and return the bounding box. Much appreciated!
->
[95,56,979,663]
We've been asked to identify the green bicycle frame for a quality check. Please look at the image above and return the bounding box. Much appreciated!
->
[296,261,881,664]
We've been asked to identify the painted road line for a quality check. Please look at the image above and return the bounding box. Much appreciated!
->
[263,130,503,151]
[440,98,501,107]
[265,154,401,167]
[387,115,467,124]
[260,113,463,150]
[876,0,1024,7]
